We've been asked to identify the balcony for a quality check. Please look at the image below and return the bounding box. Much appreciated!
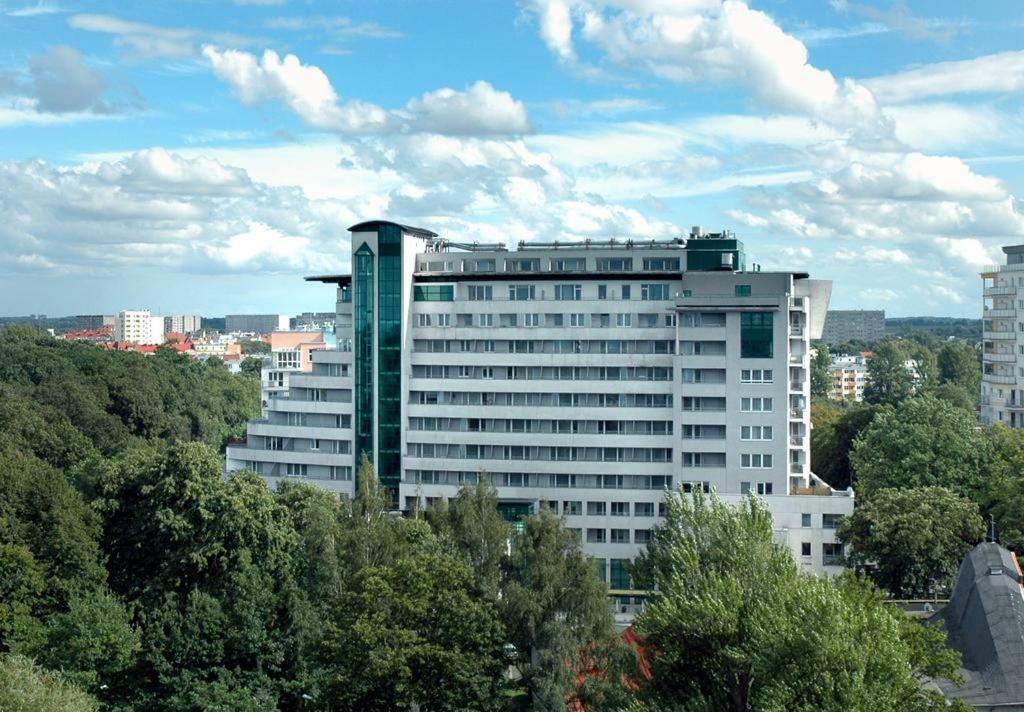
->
[790,463,804,475]
[983,373,1016,385]
[789,325,805,336]
[790,297,806,310]
[984,330,1016,340]
[983,352,1017,363]
[984,308,1017,318]
[789,381,803,392]
[789,408,805,419]
[790,435,805,447]
[984,286,1017,297]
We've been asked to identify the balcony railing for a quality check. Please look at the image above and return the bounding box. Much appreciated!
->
[984,286,1017,297]
[790,436,805,447]
[790,408,805,419]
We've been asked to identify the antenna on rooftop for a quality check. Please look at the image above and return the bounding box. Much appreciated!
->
[988,513,998,543]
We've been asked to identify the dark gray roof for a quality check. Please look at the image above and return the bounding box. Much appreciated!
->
[348,220,438,238]
[933,542,1024,708]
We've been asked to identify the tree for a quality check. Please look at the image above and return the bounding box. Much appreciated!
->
[837,487,985,598]
[238,339,270,355]
[864,340,914,405]
[239,356,264,378]
[320,547,507,711]
[631,489,967,712]
[501,506,616,708]
[979,425,1024,552]
[930,382,976,412]
[851,396,990,498]
[427,479,511,599]
[811,403,888,490]
[909,343,938,390]
[938,342,981,396]
[811,344,833,400]
[0,654,98,712]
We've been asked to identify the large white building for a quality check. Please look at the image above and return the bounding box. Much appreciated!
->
[981,245,1024,426]
[115,309,165,345]
[164,314,202,334]
[227,221,853,581]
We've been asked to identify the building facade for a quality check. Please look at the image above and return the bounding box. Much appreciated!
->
[164,314,202,334]
[115,310,164,345]
[981,246,1024,427]
[225,314,290,334]
[260,331,329,412]
[821,310,885,345]
[831,354,868,402]
[227,221,853,578]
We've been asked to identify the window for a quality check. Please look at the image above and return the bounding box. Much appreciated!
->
[587,501,607,516]
[634,502,654,517]
[524,313,539,327]
[641,283,670,300]
[801,513,812,528]
[740,312,774,358]
[547,313,564,327]
[741,426,773,441]
[563,500,582,516]
[468,285,492,301]
[756,482,774,495]
[509,258,540,273]
[266,436,282,451]
[587,528,607,543]
[634,529,652,544]
[735,284,752,296]
[307,388,324,402]
[741,397,773,412]
[554,284,582,301]
[643,257,680,271]
[822,513,844,530]
[597,257,632,272]
[570,313,585,327]
[616,313,632,327]
[509,285,536,301]
[593,558,607,582]
[286,463,307,477]
[741,369,773,383]
[740,481,751,494]
[621,285,631,300]
[413,285,454,301]
[437,313,451,327]
[310,439,320,451]
[611,529,630,544]
[479,313,494,327]
[801,542,812,557]
[473,259,495,272]
[611,501,629,516]
[598,285,608,300]
[552,257,585,272]
[823,543,843,565]
[741,454,774,469]
[610,559,631,589]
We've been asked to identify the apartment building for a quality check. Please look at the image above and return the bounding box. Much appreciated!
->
[225,314,290,334]
[115,309,164,345]
[981,246,1024,426]
[260,331,328,412]
[164,314,202,334]
[831,354,868,401]
[821,310,885,345]
[227,221,853,577]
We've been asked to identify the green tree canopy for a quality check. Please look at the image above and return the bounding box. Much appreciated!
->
[864,340,914,405]
[938,341,981,395]
[837,487,985,597]
[631,489,967,712]
[0,654,98,712]
[811,402,888,490]
[851,396,990,498]
[811,344,833,400]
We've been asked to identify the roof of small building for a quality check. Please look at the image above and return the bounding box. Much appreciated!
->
[348,220,438,237]
[932,542,1024,709]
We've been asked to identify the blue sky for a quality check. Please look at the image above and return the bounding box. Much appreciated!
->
[2,0,1024,317]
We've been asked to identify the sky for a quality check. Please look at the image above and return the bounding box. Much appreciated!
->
[2,0,1024,317]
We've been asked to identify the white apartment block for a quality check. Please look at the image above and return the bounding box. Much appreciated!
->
[115,309,164,345]
[982,245,1024,426]
[831,354,868,402]
[227,221,853,582]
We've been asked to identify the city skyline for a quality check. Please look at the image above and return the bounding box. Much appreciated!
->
[3,0,1024,317]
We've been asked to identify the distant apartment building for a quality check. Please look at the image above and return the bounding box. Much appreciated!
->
[115,310,165,345]
[820,310,885,345]
[260,331,328,411]
[831,354,868,401]
[227,220,853,578]
[225,314,290,334]
[164,314,202,334]
[981,246,1024,426]
[293,311,336,331]
[72,314,115,331]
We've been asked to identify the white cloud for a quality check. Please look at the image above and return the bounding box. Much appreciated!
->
[933,236,997,268]
[202,46,389,132]
[203,46,533,137]
[7,2,63,17]
[860,288,899,301]
[403,81,532,135]
[866,51,1024,104]
[834,246,911,264]
[884,102,1009,151]
[69,14,199,58]
[28,45,107,113]
[932,284,965,304]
